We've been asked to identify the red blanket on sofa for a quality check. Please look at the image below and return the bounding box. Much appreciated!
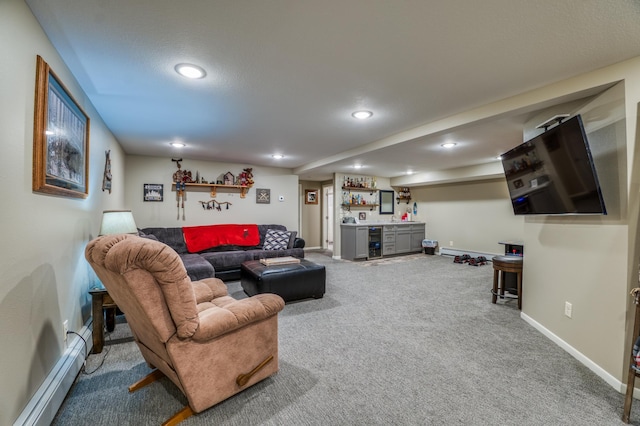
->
[182,224,260,253]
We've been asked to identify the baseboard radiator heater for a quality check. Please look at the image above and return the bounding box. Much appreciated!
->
[439,247,498,261]
[14,320,92,426]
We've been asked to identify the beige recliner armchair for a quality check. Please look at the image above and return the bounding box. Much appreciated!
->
[85,234,285,425]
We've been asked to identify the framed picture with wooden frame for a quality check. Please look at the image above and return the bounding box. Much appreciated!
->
[305,189,318,204]
[33,55,90,198]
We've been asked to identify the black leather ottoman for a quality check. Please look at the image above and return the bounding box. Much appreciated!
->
[241,259,326,302]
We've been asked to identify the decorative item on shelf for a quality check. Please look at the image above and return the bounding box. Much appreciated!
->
[343,175,376,189]
[171,158,194,183]
[199,199,232,211]
[238,168,254,187]
[102,150,112,193]
[396,187,412,204]
[223,172,234,185]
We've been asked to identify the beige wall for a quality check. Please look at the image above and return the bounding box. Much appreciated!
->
[0,0,125,423]
[299,180,322,248]
[394,63,640,389]
[411,179,524,255]
[125,155,299,231]
[522,81,631,379]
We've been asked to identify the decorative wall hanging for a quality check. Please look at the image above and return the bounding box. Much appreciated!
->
[305,189,318,204]
[102,150,112,193]
[256,188,270,204]
[172,158,196,220]
[143,184,163,202]
[33,55,90,198]
[199,199,232,211]
[176,182,186,220]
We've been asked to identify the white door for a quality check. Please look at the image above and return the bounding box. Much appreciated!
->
[322,184,334,251]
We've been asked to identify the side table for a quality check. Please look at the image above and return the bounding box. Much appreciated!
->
[89,287,118,353]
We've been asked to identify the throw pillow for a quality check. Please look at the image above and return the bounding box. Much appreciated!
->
[264,229,291,250]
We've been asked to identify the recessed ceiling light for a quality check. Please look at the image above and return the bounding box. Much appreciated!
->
[353,164,363,169]
[441,142,457,148]
[352,110,373,119]
[272,154,284,159]
[406,170,414,175]
[174,63,206,79]
[170,142,186,148]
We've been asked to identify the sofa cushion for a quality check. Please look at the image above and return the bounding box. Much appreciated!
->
[263,229,291,250]
[257,224,287,246]
[200,250,256,271]
[180,253,216,281]
[139,227,188,254]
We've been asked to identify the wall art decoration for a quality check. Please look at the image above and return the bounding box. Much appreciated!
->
[33,55,90,198]
[305,189,318,204]
[256,188,270,204]
[143,184,163,202]
[102,150,112,193]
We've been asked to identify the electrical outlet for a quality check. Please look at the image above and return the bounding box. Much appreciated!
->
[564,302,572,318]
[449,241,454,246]
[63,320,69,342]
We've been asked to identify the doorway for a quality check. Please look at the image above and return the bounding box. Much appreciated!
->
[322,184,334,252]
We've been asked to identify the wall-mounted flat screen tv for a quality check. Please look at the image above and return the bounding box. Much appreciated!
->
[500,114,606,215]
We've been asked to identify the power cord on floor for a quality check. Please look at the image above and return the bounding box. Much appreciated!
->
[66,328,111,375]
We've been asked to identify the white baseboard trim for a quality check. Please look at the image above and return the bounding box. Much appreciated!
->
[14,320,93,426]
[520,312,634,396]
[439,247,498,260]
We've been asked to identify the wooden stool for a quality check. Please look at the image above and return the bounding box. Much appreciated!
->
[491,255,523,310]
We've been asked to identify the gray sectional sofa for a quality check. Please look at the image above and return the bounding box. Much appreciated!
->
[139,224,305,281]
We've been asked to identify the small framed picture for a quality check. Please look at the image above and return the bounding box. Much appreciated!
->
[359,212,366,221]
[143,184,163,202]
[256,188,270,204]
[305,189,318,204]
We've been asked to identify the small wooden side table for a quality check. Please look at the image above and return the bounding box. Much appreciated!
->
[89,287,117,354]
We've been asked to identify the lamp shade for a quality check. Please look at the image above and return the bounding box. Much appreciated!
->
[99,210,138,235]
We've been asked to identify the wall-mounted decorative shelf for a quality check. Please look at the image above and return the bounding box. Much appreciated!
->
[172,183,252,198]
[342,203,379,212]
[342,186,378,195]
[395,187,412,204]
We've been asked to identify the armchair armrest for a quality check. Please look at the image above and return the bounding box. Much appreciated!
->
[191,293,284,342]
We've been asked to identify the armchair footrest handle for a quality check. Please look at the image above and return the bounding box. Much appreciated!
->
[236,355,274,387]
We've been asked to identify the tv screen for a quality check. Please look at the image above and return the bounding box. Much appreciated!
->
[500,114,606,215]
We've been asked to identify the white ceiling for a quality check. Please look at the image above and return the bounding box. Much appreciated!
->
[25,0,640,181]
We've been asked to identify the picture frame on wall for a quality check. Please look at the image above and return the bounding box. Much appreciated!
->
[32,55,90,198]
[305,189,318,204]
[256,188,270,204]
[143,184,164,202]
